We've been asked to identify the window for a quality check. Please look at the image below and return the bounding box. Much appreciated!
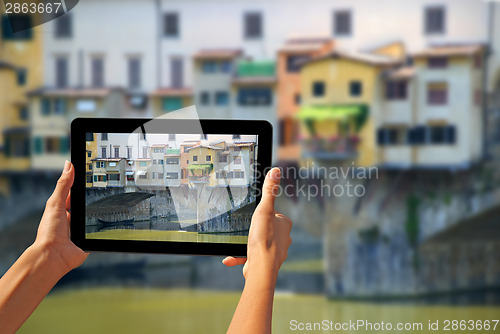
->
[153,148,163,154]
[170,57,183,88]
[349,81,362,97]
[101,133,108,141]
[164,12,179,37]
[312,81,325,97]
[114,147,119,158]
[54,99,66,115]
[76,99,96,112]
[139,172,148,180]
[427,82,448,105]
[244,12,262,39]
[202,61,217,73]
[193,156,198,161]
[169,134,176,141]
[166,157,179,164]
[200,92,210,105]
[86,175,93,183]
[286,55,310,73]
[41,99,51,116]
[91,57,104,88]
[376,128,407,145]
[127,173,134,181]
[19,107,28,120]
[237,88,272,106]
[45,137,59,154]
[55,57,68,88]
[142,147,148,158]
[109,162,117,167]
[139,161,148,167]
[234,171,245,179]
[163,97,182,111]
[206,155,211,162]
[97,175,106,182]
[234,156,242,164]
[221,61,232,73]
[227,172,234,179]
[233,147,242,152]
[86,133,94,141]
[215,92,229,106]
[233,134,241,139]
[428,57,448,68]
[216,171,227,179]
[17,69,27,86]
[166,172,179,179]
[96,161,105,168]
[333,10,352,36]
[219,155,228,163]
[425,6,445,34]
[101,147,106,158]
[87,151,92,158]
[88,164,93,170]
[55,13,72,38]
[160,160,164,165]
[127,147,132,159]
[1,15,32,40]
[386,81,407,100]
[108,174,120,181]
[152,172,157,179]
[128,58,141,89]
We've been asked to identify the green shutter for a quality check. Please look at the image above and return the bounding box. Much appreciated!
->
[94,175,97,182]
[34,137,43,154]
[41,99,51,115]
[103,175,107,182]
[60,137,69,154]
[4,136,11,157]
[162,97,183,112]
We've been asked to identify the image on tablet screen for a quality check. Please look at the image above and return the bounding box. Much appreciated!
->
[84,133,258,244]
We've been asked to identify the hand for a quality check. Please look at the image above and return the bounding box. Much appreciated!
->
[34,161,88,273]
[223,167,292,281]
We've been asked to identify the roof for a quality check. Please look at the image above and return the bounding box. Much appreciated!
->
[92,158,124,162]
[150,88,193,97]
[386,66,415,80]
[413,44,484,58]
[185,144,224,151]
[193,49,243,60]
[134,158,151,161]
[302,50,401,67]
[229,142,256,147]
[181,140,200,145]
[232,76,277,85]
[237,61,275,77]
[28,87,114,97]
[279,37,332,53]
[151,144,167,147]
[165,148,181,155]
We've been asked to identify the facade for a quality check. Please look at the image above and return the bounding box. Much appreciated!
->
[164,148,181,187]
[91,158,127,187]
[276,38,335,162]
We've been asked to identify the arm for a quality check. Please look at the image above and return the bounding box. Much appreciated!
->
[223,167,292,334]
[0,161,88,334]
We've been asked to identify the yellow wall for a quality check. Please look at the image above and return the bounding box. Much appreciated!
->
[86,135,97,187]
[300,57,381,166]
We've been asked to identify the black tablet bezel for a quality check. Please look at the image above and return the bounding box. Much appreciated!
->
[70,118,272,256]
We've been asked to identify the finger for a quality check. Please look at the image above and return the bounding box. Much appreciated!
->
[66,191,71,212]
[50,161,74,206]
[258,167,281,212]
[222,256,247,267]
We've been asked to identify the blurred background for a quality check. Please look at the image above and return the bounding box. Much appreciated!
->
[1,0,500,333]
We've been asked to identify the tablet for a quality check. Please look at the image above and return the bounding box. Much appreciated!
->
[70,118,272,256]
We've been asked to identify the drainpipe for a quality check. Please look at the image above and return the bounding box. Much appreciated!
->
[484,2,495,160]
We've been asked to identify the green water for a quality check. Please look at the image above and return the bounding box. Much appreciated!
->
[87,229,248,244]
[19,288,500,334]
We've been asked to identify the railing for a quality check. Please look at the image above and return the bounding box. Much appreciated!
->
[301,136,359,160]
[188,175,210,183]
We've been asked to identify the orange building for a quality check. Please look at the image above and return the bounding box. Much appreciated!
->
[276,38,334,162]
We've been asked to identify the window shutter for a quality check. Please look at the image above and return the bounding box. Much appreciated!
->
[41,99,51,115]
[103,175,107,182]
[94,175,97,182]
[446,125,456,144]
[34,137,43,154]
[60,137,69,153]
[24,138,30,156]
[4,137,11,157]
[376,129,385,146]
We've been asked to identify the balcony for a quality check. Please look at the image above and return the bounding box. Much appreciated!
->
[301,136,359,160]
[188,174,211,183]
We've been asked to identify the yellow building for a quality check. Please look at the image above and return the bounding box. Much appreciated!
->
[296,50,400,166]
[0,14,43,195]
[86,133,97,187]
[186,144,223,187]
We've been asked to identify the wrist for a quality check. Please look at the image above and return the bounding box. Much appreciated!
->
[244,260,279,290]
[30,240,73,277]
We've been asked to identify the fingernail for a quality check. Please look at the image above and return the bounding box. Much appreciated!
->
[63,160,71,174]
[269,167,281,180]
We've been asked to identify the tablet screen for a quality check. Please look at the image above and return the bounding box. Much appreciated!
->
[84,133,258,245]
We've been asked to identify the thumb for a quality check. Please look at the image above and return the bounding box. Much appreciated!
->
[258,167,281,212]
[51,161,74,205]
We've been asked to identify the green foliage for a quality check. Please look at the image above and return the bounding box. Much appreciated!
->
[353,104,369,131]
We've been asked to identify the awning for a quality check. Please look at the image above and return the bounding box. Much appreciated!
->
[125,171,134,176]
[296,105,367,121]
[187,164,212,170]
